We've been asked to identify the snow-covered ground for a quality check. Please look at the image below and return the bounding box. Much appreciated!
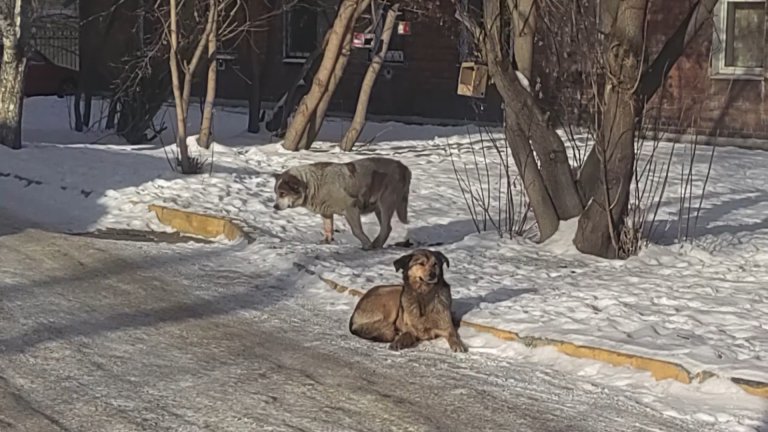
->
[2,97,768,430]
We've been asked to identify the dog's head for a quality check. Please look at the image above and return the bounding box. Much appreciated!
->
[393,249,450,287]
[272,171,307,211]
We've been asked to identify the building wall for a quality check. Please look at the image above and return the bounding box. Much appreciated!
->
[214,1,503,123]
[82,0,767,138]
[646,0,768,139]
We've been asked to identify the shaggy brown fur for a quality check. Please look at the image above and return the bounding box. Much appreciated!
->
[348,249,467,352]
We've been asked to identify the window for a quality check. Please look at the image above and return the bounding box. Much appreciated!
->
[712,0,766,78]
[283,3,320,62]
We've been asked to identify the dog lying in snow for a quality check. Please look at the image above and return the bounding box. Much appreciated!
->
[348,249,467,353]
[272,157,411,250]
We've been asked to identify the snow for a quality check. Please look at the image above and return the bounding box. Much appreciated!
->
[1,96,768,430]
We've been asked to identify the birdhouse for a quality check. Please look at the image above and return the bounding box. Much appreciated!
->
[457,62,488,98]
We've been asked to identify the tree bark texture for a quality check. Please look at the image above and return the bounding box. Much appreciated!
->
[573,0,647,258]
[578,0,719,203]
[478,0,583,241]
[168,0,192,172]
[0,0,28,150]
[0,50,26,150]
[281,0,364,151]
[301,0,371,148]
[198,0,218,149]
[479,0,561,240]
[340,4,399,152]
[508,0,535,80]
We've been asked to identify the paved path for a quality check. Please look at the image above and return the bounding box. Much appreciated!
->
[0,207,713,431]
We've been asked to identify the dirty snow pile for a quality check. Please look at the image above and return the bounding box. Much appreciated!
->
[1,97,767,431]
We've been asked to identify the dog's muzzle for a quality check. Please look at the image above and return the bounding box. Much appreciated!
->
[273,203,283,211]
[423,271,438,284]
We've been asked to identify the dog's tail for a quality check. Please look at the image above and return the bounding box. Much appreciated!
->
[396,166,411,224]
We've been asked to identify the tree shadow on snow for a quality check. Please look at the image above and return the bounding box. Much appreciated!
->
[0,146,175,238]
[406,219,480,248]
[452,287,538,325]
[0,242,299,355]
[647,190,768,245]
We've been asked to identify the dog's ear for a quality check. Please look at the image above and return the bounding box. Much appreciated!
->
[393,254,412,273]
[434,251,450,269]
[282,173,306,193]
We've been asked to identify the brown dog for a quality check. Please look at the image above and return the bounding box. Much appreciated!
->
[348,249,467,352]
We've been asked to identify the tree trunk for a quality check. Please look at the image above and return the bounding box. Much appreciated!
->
[475,0,582,240]
[573,0,647,258]
[168,0,192,173]
[74,92,84,132]
[83,94,93,128]
[282,0,362,151]
[505,0,583,220]
[479,0,561,240]
[0,36,26,150]
[340,4,399,152]
[106,97,118,130]
[578,0,719,202]
[198,0,218,150]
[247,41,262,134]
[296,0,371,150]
[508,0,535,80]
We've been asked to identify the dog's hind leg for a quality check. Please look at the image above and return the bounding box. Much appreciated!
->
[349,319,397,343]
[371,205,394,249]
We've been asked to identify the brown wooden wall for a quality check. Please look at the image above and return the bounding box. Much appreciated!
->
[212,0,503,122]
[80,0,768,137]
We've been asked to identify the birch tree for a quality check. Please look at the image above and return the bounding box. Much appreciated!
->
[0,0,30,150]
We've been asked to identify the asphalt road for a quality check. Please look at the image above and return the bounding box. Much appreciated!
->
[0,207,714,432]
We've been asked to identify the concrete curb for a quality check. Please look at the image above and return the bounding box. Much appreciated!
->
[316,275,768,399]
[148,205,253,243]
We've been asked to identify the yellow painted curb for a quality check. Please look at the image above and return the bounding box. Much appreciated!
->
[148,204,252,243]
[731,378,768,398]
[315,276,768,399]
[522,337,691,383]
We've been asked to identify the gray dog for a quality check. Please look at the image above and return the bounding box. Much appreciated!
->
[272,157,411,249]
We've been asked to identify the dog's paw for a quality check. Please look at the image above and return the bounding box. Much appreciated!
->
[388,339,411,351]
[389,333,416,351]
[370,240,385,249]
[449,340,468,353]
[361,242,375,251]
[319,238,335,245]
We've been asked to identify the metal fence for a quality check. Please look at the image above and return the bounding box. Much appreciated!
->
[31,22,79,71]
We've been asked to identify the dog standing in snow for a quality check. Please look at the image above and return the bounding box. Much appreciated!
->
[349,249,467,352]
[272,157,411,250]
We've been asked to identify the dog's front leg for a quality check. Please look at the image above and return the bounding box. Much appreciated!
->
[389,332,418,351]
[435,312,468,353]
[321,215,335,243]
[344,208,373,249]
